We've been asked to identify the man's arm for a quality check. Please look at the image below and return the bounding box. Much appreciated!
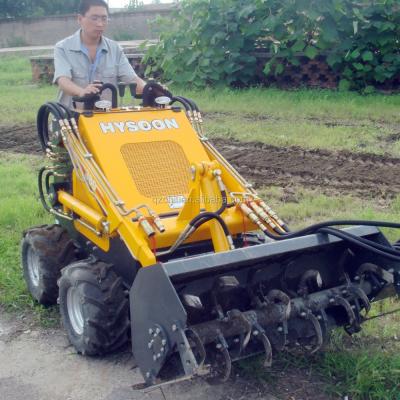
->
[57,76,102,97]
[134,76,146,95]
[116,44,147,94]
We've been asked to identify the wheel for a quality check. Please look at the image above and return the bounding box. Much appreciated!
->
[58,259,130,355]
[21,224,76,306]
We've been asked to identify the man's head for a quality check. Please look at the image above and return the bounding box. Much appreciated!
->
[78,0,109,41]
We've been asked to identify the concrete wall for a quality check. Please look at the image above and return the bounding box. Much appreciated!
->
[0,4,173,48]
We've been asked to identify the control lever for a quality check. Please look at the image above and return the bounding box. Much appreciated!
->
[129,83,137,106]
[118,82,126,108]
[72,82,118,110]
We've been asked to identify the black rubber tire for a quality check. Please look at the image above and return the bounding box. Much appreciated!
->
[21,224,76,306]
[58,259,130,356]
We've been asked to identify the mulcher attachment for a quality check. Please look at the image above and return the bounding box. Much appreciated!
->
[131,226,400,386]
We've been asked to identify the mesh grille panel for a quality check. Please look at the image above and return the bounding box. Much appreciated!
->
[120,141,191,198]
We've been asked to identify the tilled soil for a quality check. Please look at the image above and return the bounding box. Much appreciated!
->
[2,124,399,199]
[211,138,400,199]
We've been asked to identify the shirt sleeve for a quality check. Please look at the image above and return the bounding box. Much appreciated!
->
[116,45,137,82]
[53,45,72,84]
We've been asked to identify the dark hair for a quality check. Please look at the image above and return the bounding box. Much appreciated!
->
[78,0,109,15]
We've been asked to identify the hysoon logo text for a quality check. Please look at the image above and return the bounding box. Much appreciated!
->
[99,118,179,134]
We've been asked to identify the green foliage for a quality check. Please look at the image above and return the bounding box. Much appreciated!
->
[0,0,80,18]
[144,0,400,90]
[145,0,266,87]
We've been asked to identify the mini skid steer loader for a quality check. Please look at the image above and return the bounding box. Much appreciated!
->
[22,82,400,386]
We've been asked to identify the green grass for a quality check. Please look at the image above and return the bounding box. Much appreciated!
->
[178,86,400,156]
[203,113,400,155]
[0,56,57,125]
[179,86,400,123]
[0,152,54,323]
[318,349,400,399]
[239,342,400,400]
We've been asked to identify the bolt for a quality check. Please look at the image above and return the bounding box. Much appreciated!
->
[149,328,153,335]
[329,298,335,304]
[216,343,222,349]
[253,330,259,336]
[233,338,240,343]
[351,305,356,309]
[146,372,151,379]
[354,276,360,281]
[157,353,161,359]
[342,290,348,295]
[155,327,161,335]
[148,340,154,349]
[213,169,222,177]
[172,324,177,332]
[317,315,322,321]
[300,312,306,318]
[160,347,165,353]
[153,355,157,361]
[277,326,283,332]
[161,339,167,346]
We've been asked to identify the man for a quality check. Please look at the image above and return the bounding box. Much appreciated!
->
[53,0,146,108]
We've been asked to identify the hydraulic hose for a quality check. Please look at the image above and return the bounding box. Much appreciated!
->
[170,96,191,112]
[38,167,52,212]
[37,102,68,151]
[177,96,199,112]
[266,219,400,241]
[259,218,400,261]
[319,227,400,261]
[190,211,231,238]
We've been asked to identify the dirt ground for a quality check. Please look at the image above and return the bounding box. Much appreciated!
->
[0,310,335,400]
[2,124,400,199]
[2,123,394,400]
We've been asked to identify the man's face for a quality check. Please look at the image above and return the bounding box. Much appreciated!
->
[78,6,109,40]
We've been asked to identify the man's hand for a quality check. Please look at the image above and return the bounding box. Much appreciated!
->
[57,77,103,98]
[78,82,103,97]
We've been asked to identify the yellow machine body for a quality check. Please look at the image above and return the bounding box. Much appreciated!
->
[59,108,258,267]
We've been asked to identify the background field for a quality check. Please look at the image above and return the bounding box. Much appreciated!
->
[0,55,399,399]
